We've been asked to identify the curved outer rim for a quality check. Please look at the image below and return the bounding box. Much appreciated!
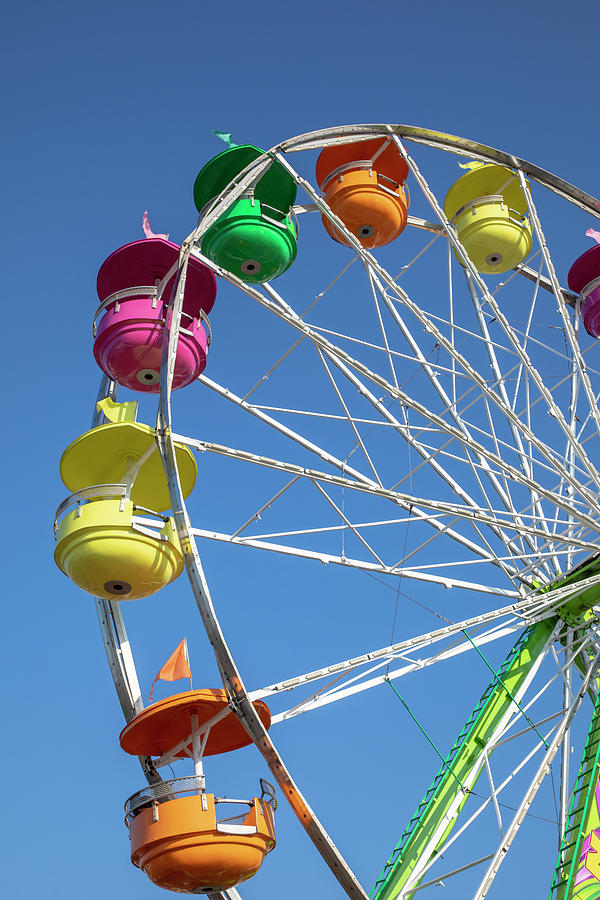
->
[92,125,600,899]
[277,124,600,219]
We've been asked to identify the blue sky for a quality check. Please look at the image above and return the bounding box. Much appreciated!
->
[2,1,600,898]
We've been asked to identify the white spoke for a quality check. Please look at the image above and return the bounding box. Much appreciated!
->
[387,134,600,495]
[269,623,522,723]
[185,525,521,595]
[314,345,384,485]
[257,278,600,538]
[254,607,533,702]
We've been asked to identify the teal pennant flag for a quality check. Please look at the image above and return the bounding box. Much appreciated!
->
[212,130,238,148]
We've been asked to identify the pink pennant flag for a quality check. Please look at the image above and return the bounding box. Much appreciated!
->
[586,227,600,244]
[142,210,169,241]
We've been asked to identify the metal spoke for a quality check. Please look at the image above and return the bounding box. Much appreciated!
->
[386,134,600,496]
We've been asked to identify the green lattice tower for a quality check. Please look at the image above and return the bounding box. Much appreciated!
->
[549,687,600,899]
[372,620,555,900]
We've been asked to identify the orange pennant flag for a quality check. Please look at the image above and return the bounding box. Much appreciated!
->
[149,639,192,701]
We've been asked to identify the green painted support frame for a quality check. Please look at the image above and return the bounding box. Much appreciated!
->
[372,619,555,900]
[552,552,600,628]
[550,680,600,899]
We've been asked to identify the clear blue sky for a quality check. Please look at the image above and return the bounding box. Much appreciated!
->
[2,1,599,898]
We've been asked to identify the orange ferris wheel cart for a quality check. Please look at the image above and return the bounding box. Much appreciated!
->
[315,137,410,249]
[121,689,276,893]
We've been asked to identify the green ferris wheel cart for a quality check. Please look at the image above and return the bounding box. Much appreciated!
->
[54,124,600,899]
[193,143,298,284]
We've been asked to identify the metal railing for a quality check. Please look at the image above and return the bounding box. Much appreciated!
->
[124,775,265,827]
[451,194,529,227]
[320,159,406,192]
[53,484,171,535]
[54,484,128,533]
[92,286,212,347]
[197,195,297,233]
[93,285,159,336]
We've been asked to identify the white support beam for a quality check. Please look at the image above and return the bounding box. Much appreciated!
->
[173,434,599,556]
[268,623,521,724]
[183,526,521,596]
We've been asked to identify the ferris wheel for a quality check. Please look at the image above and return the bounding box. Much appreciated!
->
[53,124,600,900]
